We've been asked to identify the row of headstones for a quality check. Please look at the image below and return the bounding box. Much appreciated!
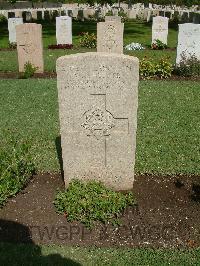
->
[8,16,72,45]
[129,9,200,24]
[12,16,200,74]
[1,7,200,24]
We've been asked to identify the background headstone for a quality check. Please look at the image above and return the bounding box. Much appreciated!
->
[8,17,23,43]
[57,52,139,190]
[56,16,72,45]
[97,21,124,54]
[105,16,121,23]
[152,16,169,44]
[176,23,200,65]
[16,23,44,73]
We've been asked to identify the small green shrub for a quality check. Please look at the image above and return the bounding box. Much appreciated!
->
[0,137,35,207]
[105,10,113,16]
[79,32,97,49]
[54,179,136,228]
[0,14,7,24]
[175,52,200,77]
[22,61,38,79]
[118,9,128,22]
[156,57,173,79]
[151,39,167,50]
[140,57,173,79]
[140,57,156,79]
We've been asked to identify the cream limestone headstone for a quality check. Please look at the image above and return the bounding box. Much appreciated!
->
[8,18,23,43]
[97,22,124,54]
[57,52,139,191]
[56,16,72,45]
[152,16,169,45]
[105,16,121,22]
[16,23,44,73]
[176,23,200,65]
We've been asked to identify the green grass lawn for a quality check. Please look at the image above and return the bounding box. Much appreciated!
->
[0,79,199,175]
[0,20,177,72]
[0,243,200,265]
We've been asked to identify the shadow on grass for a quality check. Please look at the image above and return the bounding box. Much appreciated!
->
[55,135,64,181]
[0,219,82,265]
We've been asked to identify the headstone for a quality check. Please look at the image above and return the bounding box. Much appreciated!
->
[15,10,22,18]
[176,23,200,65]
[128,9,137,19]
[56,16,72,45]
[26,12,32,22]
[8,17,23,43]
[147,10,152,22]
[56,52,139,190]
[72,8,78,19]
[152,16,169,44]
[105,16,121,23]
[16,23,44,73]
[97,21,124,54]
[32,10,37,20]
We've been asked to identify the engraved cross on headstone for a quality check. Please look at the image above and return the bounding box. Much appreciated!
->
[81,93,129,167]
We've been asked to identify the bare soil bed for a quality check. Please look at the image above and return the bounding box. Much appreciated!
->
[0,173,199,248]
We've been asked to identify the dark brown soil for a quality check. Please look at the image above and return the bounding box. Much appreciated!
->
[0,72,57,79]
[0,173,200,248]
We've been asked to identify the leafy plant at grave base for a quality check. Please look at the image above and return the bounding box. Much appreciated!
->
[175,52,200,77]
[22,62,38,79]
[0,135,35,207]
[118,9,128,22]
[48,44,73,50]
[105,10,113,17]
[8,42,17,49]
[0,14,7,24]
[151,39,167,50]
[79,32,97,49]
[155,57,173,79]
[54,179,136,228]
[139,56,173,80]
[140,57,156,80]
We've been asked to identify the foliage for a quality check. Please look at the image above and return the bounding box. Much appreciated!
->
[8,0,17,4]
[0,135,35,207]
[105,10,113,16]
[118,9,128,22]
[151,39,167,50]
[0,14,7,24]
[175,52,200,77]
[22,62,38,79]
[54,179,136,228]
[156,57,173,79]
[48,44,73,50]
[79,32,97,49]
[8,42,17,49]
[140,57,156,79]
[140,56,173,79]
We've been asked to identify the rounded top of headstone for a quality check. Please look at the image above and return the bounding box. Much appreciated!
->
[56,52,139,68]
